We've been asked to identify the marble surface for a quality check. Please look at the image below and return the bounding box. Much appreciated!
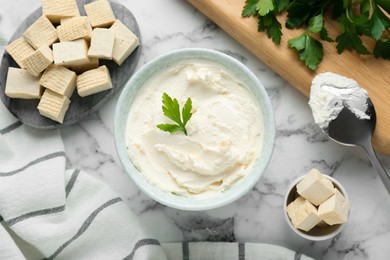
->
[1,0,390,259]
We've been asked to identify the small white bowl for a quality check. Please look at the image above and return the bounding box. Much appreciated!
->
[284,175,349,241]
[114,48,275,211]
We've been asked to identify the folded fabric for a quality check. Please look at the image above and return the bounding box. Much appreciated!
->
[0,102,165,260]
[0,223,26,260]
[162,242,314,260]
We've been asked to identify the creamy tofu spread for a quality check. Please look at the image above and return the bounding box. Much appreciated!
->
[309,72,370,131]
[126,60,263,197]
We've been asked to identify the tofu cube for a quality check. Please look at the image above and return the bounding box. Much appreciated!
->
[318,189,349,225]
[67,57,99,74]
[53,39,89,66]
[57,16,92,42]
[5,37,35,69]
[40,64,76,98]
[42,0,80,23]
[296,169,335,206]
[84,0,116,28]
[88,28,115,59]
[286,196,321,232]
[22,45,53,77]
[38,89,70,123]
[5,68,42,99]
[77,65,112,97]
[110,19,139,65]
[23,16,58,49]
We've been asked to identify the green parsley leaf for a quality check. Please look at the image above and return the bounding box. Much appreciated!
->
[157,93,192,135]
[336,30,371,54]
[182,97,193,126]
[288,33,307,51]
[242,0,274,17]
[373,39,390,59]
[156,124,184,134]
[289,33,323,70]
[308,14,324,33]
[371,7,390,40]
[320,27,334,42]
[300,35,323,70]
[263,14,283,44]
[257,0,275,16]
[242,0,260,17]
[275,0,289,12]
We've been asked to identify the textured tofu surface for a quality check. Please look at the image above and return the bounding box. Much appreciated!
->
[77,65,112,97]
[22,45,53,77]
[42,0,80,23]
[318,189,349,225]
[84,0,116,27]
[23,16,58,49]
[110,19,139,65]
[5,68,42,99]
[67,57,99,74]
[5,38,35,69]
[40,64,76,97]
[296,169,335,206]
[53,39,89,66]
[88,28,115,59]
[37,89,70,123]
[286,196,321,232]
[57,16,92,42]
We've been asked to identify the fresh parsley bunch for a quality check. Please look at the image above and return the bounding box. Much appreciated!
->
[242,0,390,70]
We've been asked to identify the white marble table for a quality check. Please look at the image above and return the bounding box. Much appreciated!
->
[1,1,390,259]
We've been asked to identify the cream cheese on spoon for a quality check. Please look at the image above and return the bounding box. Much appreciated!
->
[308,72,370,131]
[126,60,263,197]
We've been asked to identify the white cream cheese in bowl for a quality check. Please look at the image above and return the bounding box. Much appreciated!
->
[114,49,275,210]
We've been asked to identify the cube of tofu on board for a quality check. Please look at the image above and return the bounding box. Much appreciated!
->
[38,89,70,124]
[57,16,92,42]
[77,65,112,97]
[52,39,89,67]
[5,37,35,69]
[5,67,42,99]
[42,0,80,23]
[23,15,58,49]
[110,19,139,65]
[40,64,76,98]
[22,45,53,77]
[88,28,115,60]
[84,0,116,28]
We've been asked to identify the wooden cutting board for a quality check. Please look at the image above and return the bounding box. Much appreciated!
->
[187,0,390,155]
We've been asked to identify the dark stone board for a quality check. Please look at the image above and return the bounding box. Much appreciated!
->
[0,0,141,129]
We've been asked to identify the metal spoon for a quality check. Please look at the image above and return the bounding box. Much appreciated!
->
[326,98,390,194]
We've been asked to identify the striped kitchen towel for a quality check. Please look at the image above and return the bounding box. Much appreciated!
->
[0,101,313,260]
[0,102,165,260]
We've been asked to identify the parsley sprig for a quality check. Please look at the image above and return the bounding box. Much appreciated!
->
[156,93,192,135]
[242,0,390,70]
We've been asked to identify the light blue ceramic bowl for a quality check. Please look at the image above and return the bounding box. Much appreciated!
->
[114,48,275,211]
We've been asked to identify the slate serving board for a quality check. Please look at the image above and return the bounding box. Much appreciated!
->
[187,0,390,154]
[0,0,141,129]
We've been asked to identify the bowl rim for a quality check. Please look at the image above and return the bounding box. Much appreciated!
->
[283,174,350,241]
[114,48,276,210]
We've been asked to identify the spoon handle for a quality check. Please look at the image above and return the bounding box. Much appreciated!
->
[363,141,390,195]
